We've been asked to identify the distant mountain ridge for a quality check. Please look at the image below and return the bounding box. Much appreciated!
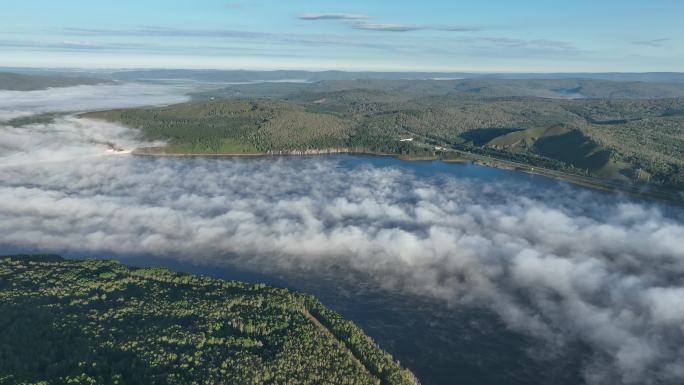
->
[0,72,110,91]
[3,67,684,84]
[106,69,684,84]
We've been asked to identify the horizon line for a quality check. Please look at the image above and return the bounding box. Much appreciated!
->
[2,66,683,75]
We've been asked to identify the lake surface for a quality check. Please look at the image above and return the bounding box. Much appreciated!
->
[2,154,683,385]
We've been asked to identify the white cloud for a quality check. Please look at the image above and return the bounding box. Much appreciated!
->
[299,13,368,21]
[351,23,424,32]
[632,38,669,48]
[0,117,158,168]
[0,82,192,121]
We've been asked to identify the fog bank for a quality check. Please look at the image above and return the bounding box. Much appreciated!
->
[0,82,192,121]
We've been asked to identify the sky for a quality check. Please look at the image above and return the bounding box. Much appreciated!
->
[0,0,683,73]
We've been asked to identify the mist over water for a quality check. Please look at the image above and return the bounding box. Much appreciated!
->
[0,82,194,121]
[1,83,683,385]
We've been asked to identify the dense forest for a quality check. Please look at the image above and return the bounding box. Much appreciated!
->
[0,255,417,385]
[85,80,684,192]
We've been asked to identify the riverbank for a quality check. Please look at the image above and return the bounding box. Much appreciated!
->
[132,147,399,158]
[131,146,682,204]
[455,150,683,204]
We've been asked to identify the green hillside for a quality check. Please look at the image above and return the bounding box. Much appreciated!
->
[87,101,354,154]
[485,126,614,172]
[0,255,417,385]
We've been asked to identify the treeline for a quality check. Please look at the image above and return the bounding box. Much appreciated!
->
[0,256,415,385]
[304,297,418,385]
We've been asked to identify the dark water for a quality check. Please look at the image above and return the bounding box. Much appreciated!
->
[4,156,678,385]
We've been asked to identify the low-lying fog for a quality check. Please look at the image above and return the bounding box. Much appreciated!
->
[1,83,683,385]
[0,82,193,121]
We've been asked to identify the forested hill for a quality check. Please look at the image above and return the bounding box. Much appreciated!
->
[0,255,417,385]
[85,92,684,195]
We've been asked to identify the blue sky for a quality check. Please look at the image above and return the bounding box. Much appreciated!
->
[1,0,682,72]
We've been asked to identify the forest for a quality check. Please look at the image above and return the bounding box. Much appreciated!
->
[0,255,417,385]
[84,80,684,193]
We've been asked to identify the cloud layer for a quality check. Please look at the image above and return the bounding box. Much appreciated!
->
[0,117,157,168]
[299,13,368,21]
[298,11,480,33]
[1,92,683,385]
[0,82,192,121]
[351,23,423,32]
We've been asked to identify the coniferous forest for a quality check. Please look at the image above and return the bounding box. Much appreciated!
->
[0,255,417,385]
